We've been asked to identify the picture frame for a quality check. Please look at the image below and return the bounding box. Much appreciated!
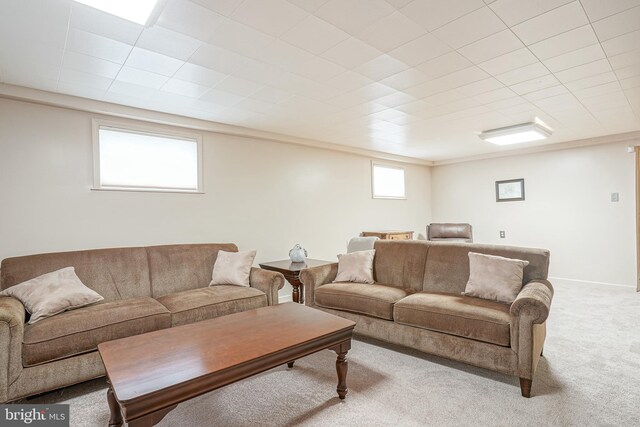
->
[496,178,525,202]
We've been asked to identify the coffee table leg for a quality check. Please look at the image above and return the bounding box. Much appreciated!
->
[107,385,123,427]
[287,361,295,368]
[335,351,348,399]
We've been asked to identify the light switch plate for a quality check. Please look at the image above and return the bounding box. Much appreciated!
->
[611,192,619,202]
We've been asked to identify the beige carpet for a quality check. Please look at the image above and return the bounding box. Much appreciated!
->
[22,280,640,426]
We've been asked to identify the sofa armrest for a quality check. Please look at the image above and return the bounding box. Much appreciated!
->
[299,263,338,307]
[0,296,25,402]
[249,268,285,306]
[510,280,554,324]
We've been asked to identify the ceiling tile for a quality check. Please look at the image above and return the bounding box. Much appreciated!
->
[191,0,246,17]
[379,68,430,90]
[315,0,395,35]
[609,48,640,69]
[399,0,485,31]
[573,81,623,100]
[456,77,505,96]
[581,0,640,21]
[478,48,538,75]
[56,82,106,100]
[528,25,599,60]
[66,29,133,64]
[510,74,560,95]
[288,55,346,81]
[281,15,350,55]
[385,0,413,8]
[601,29,640,57]
[213,75,263,97]
[495,62,549,85]
[489,0,573,26]
[375,91,417,107]
[70,3,143,45]
[416,52,472,80]
[125,48,185,77]
[58,68,113,91]
[199,88,245,107]
[620,75,640,89]
[250,86,294,104]
[108,81,157,99]
[473,87,517,104]
[457,30,523,64]
[564,71,618,91]
[615,63,640,80]
[322,37,383,69]
[188,44,245,75]
[511,2,589,45]
[542,44,606,72]
[387,34,452,66]
[136,27,202,61]
[231,57,285,86]
[555,59,612,83]
[349,82,396,101]
[207,18,275,59]
[354,54,409,80]
[173,62,228,86]
[160,78,210,98]
[62,51,121,79]
[523,84,569,101]
[356,12,426,52]
[325,71,374,91]
[287,0,330,12]
[432,7,505,49]
[157,0,224,42]
[231,0,308,37]
[115,66,169,89]
[591,5,640,41]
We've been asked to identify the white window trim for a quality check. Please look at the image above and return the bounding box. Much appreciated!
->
[92,118,204,194]
[371,161,406,200]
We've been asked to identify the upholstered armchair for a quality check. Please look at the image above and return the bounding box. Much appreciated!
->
[427,223,473,243]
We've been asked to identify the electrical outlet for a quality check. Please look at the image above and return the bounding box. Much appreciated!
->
[611,192,619,202]
[499,231,505,238]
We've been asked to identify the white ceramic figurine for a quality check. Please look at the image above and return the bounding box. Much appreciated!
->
[288,244,308,263]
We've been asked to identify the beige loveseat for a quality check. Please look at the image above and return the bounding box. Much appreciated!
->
[300,240,553,397]
[0,243,284,403]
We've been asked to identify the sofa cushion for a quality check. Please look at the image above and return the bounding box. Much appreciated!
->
[315,282,413,320]
[22,297,171,367]
[373,241,429,291]
[393,292,511,346]
[156,285,267,327]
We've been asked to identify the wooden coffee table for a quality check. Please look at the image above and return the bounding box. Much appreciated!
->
[98,303,355,427]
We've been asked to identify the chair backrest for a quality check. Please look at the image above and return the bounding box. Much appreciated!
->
[347,236,378,253]
[427,223,473,242]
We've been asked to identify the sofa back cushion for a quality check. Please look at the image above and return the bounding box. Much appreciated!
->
[373,240,429,291]
[422,242,550,294]
[0,247,151,302]
[146,243,238,298]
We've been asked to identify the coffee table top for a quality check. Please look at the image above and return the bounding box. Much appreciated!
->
[98,303,354,403]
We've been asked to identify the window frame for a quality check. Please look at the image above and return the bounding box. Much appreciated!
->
[92,119,204,194]
[371,161,406,200]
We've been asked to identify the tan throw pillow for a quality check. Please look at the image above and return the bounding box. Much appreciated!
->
[210,250,257,287]
[0,267,104,324]
[334,250,375,284]
[464,252,530,304]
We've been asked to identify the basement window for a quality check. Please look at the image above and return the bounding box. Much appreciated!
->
[372,162,405,199]
[92,120,203,193]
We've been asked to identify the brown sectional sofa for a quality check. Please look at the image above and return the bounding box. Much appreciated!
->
[300,240,553,397]
[0,243,284,403]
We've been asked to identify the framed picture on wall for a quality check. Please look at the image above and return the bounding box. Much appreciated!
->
[496,178,525,202]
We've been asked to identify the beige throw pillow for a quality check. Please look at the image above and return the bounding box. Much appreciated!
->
[464,252,529,304]
[0,267,104,324]
[334,250,375,284]
[210,250,257,287]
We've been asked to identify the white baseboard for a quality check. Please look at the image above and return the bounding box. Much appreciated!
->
[549,276,636,289]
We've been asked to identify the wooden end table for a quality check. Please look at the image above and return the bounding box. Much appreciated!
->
[259,259,333,304]
[361,230,414,240]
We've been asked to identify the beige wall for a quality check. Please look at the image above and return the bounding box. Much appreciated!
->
[0,98,432,301]
[432,141,637,287]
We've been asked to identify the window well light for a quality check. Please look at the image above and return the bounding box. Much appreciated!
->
[73,0,159,25]
[479,120,553,146]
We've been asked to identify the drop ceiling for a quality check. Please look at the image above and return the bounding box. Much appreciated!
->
[1,0,639,161]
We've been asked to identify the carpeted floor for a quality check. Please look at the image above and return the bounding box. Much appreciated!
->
[21,280,640,426]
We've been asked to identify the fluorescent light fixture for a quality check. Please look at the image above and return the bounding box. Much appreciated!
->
[73,0,159,25]
[479,121,553,146]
